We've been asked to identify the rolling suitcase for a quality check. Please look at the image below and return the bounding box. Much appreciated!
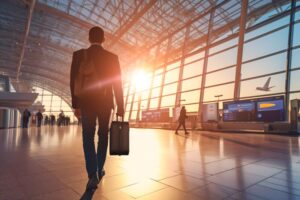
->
[109,116,129,155]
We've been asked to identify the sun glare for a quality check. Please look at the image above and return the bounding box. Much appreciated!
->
[132,70,151,92]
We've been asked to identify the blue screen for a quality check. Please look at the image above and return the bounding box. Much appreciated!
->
[257,100,284,112]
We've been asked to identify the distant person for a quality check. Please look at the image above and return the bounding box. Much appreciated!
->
[70,26,124,191]
[175,106,189,134]
[44,115,49,125]
[36,110,43,127]
[50,114,56,126]
[66,116,70,126]
[22,109,31,128]
[58,110,65,126]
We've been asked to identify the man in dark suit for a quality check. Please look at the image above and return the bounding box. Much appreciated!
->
[70,26,124,190]
[175,106,189,135]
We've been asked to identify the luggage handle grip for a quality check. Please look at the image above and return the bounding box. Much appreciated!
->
[116,114,124,122]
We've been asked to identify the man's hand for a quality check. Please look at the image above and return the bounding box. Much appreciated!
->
[74,108,81,119]
[116,107,124,117]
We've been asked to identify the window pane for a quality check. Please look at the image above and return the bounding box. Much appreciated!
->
[206,67,235,86]
[141,90,149,100]
[123,87,128,96]
[165,68,179,84]
[184,51,204,64]
[292,48,300,69]
[161,95,176,107]
[132,102,138,111]
[183,60,203,78]
[166,61,180,70]
[149,98,159,109]
[204,83,234,102]
[127,95,133,103]
[240,73,285,98]
[290,69,300,91]
[151,87,161,98]
[182,76,201,92]
[130,111,137,120]
[293,22,300,47]
[207,47,237,71]
[129,85,135,94]
[155,68,163,75]
[245,16,289,40]
[140,100,148,111]
[181,90,200,104]
[126,103,131,111]
[153,74,162,87]
[243,28,289,62]
[209,38,238,54]
[124,112,129,121]
[184,104,199,113]
[242,52,286,79]
[162,83,177,96]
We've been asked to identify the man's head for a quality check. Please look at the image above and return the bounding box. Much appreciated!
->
[89,26,105,44]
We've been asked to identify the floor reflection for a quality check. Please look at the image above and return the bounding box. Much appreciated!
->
[0,126,300,199]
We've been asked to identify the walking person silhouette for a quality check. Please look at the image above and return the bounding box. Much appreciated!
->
[70,26,124,193]
[175,106,189,135]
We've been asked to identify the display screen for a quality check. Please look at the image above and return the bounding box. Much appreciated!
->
[223,96,285,122]
[141,108,169,122]
[256,97,284,122]
[223,101,256,121]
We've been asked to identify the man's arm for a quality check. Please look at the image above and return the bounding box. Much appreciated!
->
[70,51,79,109]
[112,56,124,116]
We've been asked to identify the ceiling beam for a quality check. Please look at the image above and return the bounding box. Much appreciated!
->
[16,0,36,81]
[140,0,291,67]
[108,0,158,48]
[34,2,136,52]
[125,0,229,66]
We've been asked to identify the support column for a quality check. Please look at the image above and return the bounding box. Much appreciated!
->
[233,0,248,100]
[198,9,215,119]
[124,83,131,112]
[175,26,191,107]
[285,0,297,121]
[146,71,155,110]
[147,45,161,110]
[127,86,136,121]
[136,93,142,122]
[157,38,172,109]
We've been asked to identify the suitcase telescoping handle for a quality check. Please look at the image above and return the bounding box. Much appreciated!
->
[116,114,124,122]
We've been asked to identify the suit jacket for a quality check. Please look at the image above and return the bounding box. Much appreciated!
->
[179,108,187,122]
[70,44,124,111]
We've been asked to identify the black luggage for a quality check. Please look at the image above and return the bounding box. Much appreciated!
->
[109,117,129,155]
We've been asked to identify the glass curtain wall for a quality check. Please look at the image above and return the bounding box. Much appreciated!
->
[123,0,299,122]
[33,86,74,122]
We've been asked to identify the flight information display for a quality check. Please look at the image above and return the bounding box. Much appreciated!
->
[256,97,285,122]
[223,96,285,122]
[141,108,169,122]
[223,101,256,121]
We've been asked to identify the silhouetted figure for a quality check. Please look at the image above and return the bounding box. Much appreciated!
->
[66,116,70,126]
[175,106,189,135]
[22,109,31,128]
[36,110,43,127]
[44,115,49,125]
[70,26,124,192]
[50,114,55,126]
[58,110,65,126]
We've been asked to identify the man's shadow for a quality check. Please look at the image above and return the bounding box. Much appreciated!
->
[80,189,96,200]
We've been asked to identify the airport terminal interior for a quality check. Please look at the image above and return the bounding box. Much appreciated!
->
[1,0,300,199]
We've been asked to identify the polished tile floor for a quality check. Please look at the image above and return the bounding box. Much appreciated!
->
[1,126,300,200]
